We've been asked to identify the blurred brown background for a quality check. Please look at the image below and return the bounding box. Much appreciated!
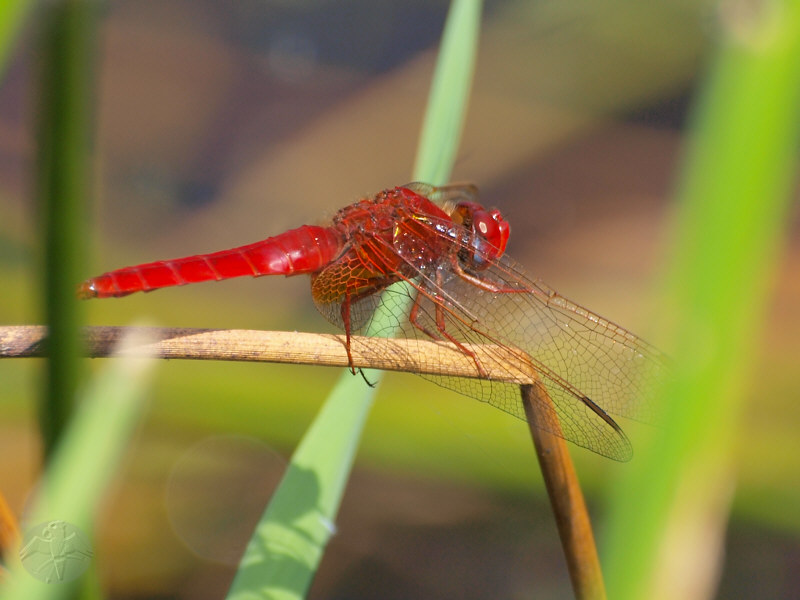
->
[1,1,798,598]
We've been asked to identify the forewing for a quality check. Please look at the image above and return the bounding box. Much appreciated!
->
[444,254,667,424]
[405,181,480,207]
[311,260,384,332]
[361,270,639,461]
[312,188,666,461]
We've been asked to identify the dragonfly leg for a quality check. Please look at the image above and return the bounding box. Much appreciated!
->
[450,258,531,294]
[358,369,377,388]
[408,277,489,379]
[339,293,358,374]
[339,285,386,375]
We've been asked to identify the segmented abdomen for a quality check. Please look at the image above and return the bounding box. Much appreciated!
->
[78,225,343,298]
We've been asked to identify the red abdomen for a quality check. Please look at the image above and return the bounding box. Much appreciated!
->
[78,225,343,299]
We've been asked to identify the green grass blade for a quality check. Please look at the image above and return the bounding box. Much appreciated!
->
[226,2,483,598]
[603,4,800,599]
[0,0,31,78]
[413,0,482,184]
[1,332,155,600]
[224,375,378,600]
[37,0,97,459]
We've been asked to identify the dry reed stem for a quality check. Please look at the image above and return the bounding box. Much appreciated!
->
[522,383,607,600]
[0,325,536,383]
[2,324,606,597]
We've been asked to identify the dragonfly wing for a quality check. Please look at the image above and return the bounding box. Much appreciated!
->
[365,207,665,460]
[469,255,667,425]
[311,261,385,332]
[313,190,665,461]
[404,182,481,207]
[369,275,635,461]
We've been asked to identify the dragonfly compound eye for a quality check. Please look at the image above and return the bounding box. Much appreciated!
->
[472,208,510,258]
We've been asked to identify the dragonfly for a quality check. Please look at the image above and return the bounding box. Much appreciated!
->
[79,183,665,461]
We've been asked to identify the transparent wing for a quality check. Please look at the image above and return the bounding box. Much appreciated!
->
[315,185,667,461]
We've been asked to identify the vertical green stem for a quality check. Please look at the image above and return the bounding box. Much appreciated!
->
[0,0,32,78]
[38,0,96,459]
[227,2,483,598]
[604,3,800,598]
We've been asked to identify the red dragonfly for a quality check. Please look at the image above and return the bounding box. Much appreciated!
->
[79,183,664,461]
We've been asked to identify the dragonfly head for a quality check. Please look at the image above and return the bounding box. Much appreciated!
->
[453,201,510,266]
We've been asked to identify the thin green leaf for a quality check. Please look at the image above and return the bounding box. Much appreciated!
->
[37,0,96,458]
[604,3,800,598]
[226,2,483,598]
[0,0,31,79]
[2,331,155,600]
[413,0,482,184]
